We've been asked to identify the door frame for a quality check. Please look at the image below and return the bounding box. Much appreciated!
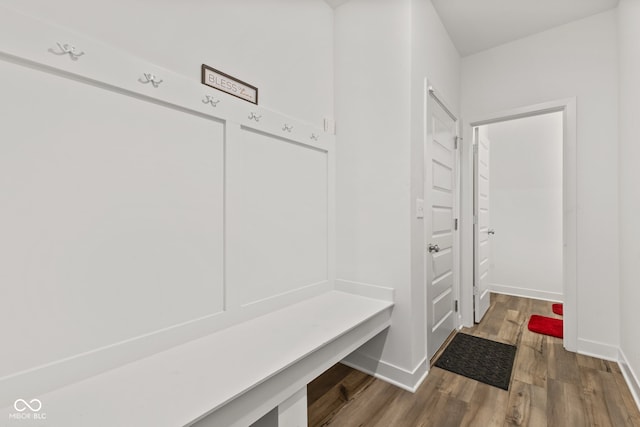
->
[424,82,463,357]
[460,97,577,352]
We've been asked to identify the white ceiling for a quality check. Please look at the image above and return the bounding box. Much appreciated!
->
[430,0,620,56]
[324,0,619,56]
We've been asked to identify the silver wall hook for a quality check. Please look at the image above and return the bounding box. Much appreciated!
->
[282,124,293,133]
[248,112,261,122]
[139,73,163,88]
[49,42,85,60]
[310,133,319,141]
[202,95,220,107]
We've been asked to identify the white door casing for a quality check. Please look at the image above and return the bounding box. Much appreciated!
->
[474,127,491,323]
[461,98,576,351]
[426,89,458,360]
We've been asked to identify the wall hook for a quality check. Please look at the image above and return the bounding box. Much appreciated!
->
[49,42,85,60]
[248,112,261,122]
[282,124,293,132]
[139,73,163,88]
[202,95,220,107]
[310,133,319,141]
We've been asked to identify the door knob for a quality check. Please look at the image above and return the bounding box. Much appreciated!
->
[428,243,440,253]
[488,229,495,235]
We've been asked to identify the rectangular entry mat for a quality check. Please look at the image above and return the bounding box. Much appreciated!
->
[434,333,517,390]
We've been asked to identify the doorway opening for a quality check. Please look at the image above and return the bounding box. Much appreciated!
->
[461,98,577,351]
[473,112,564,322]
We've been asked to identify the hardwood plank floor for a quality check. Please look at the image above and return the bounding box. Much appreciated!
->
[308,293,640,426]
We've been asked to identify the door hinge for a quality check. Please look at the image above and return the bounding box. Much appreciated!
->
[473,143,478,154]
[454,218,459,230]
[473,286,478,296]
[473,215,477,225]
[454,300,459,312]
[455,136,462,149]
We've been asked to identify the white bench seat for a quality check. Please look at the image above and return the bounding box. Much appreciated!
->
[5,291,393,427]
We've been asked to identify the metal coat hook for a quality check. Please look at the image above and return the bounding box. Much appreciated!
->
[248,112,261,122]
[49,42,85,60]
[282,124,293,133]
[139,73,163,88]
[202,95,220,107]
[310,133,319,141]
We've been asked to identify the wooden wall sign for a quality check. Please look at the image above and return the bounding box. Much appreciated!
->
[201,65,258,104]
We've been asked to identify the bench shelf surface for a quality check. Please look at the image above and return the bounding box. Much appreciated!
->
[2,290,393,427]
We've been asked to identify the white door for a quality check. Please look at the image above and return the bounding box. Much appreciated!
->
[474,127,491,322]
[426,92,458,360]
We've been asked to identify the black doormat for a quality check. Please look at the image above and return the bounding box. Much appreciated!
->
[434,333,517,390]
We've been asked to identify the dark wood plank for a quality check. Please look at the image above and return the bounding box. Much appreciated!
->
[497,308,525,346]
[612,368,640,426]
[547,378,588,426]
[547,342,581,384]
[580,366,635,427]
[512,330,548,388]
[323,379,401,427]
[307,363,353,406]
[307,364,375,427]
[504,379,547,426]
[459,382,509,426]
[367,389,420,427]
[576,353,611,372]
[420,393,468,427]
[435,367,478,403]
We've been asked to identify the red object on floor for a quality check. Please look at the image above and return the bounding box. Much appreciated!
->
[552,303,563,316]
[528,315,563,338]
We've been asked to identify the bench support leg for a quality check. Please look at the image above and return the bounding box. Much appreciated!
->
[278,386,307,427]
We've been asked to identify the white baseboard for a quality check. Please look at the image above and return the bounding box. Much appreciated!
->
[341,351,428,393]
[335,279,395,302]
[489,283,563,302]
[577,338,619,361]
[618,348,640,412]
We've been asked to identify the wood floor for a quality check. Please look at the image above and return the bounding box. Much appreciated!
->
[307,294,640,426]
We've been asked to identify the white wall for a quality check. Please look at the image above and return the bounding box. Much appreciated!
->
[618,0,640,400]
[334,0,414,378]
[484,113,563,301]
[335,0,460,389]
[0,1,335,403]
[462,10,619,356]
[0,0,334,126]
